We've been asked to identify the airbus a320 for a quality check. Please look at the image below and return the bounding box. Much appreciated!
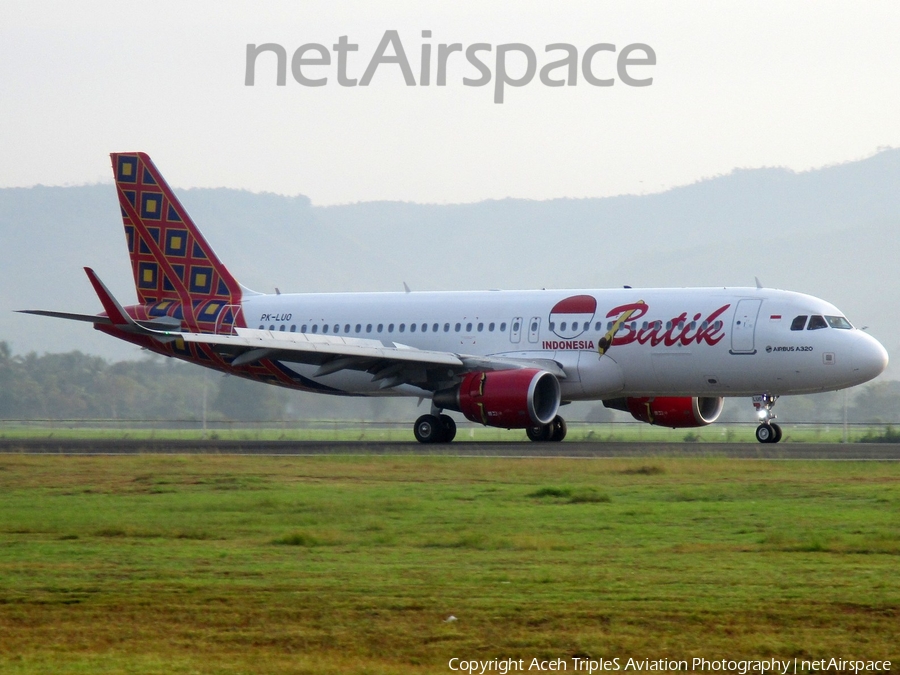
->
[21,153,889,443]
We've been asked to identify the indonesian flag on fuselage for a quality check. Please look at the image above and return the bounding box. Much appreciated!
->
[550,295,597,339]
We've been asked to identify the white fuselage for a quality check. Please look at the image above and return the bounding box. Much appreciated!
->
[239,287,888,400]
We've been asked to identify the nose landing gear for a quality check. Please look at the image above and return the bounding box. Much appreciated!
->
[753,394,782,444]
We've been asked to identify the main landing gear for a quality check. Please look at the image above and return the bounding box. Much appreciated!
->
[413,409,568,443]
[414,413,457,444]
[526,415,567,443]
[753,394,782,444]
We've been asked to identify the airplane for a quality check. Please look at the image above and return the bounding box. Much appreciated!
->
[20,153,889,444]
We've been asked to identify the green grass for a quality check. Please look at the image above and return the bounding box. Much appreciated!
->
[0,456,898,674]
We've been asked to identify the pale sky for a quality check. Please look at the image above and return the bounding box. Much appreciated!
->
[2,1,899,205]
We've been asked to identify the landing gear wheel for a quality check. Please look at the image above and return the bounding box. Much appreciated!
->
[414,414,442,444]
[756,423,777,444]
[439,414,457,443]
[549,416,567,442]
[770,422,782,443]
[526,423,552,442]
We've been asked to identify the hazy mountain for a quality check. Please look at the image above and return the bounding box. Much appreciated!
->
[2,149,899,377]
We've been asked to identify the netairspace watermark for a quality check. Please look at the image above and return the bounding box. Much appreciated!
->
[245,29,656,103]
[446,657,892,675]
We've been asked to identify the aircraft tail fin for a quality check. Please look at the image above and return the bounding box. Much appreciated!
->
[110,152,243,309]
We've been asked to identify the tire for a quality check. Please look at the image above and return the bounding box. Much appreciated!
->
[755,424,775,444]
[550,416,567,442]
[526,423,552,442]
[770,423,782,444]
[439,414,457,443]
[414,414,442,443]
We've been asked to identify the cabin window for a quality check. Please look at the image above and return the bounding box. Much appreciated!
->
[258,325,264,329]
[455,323,461,332]
[377,324,383,332]
[279,325,286,332]
[322,325,329,334]
[432,323,439,332]
[489,322,495,331]
[301,324,307,332]
[355,324,361,333]
[269,325,275,331]
[826,316,853,329]
[560,322,566,331]
[344,324,350,333]
[312,325,318,333]
[500,322,507,331]
[290,325,296,332]
[334,324,339,333]
[791,315,808,331]
[477,323,484,332]
[549,322,555,331]
[807,315,828,330]
[512,321,520,332]
[464,322,471,332]
[366,324,372,333]
[388,324,394,333]
[444,323,450,332]
[410,323,416,333]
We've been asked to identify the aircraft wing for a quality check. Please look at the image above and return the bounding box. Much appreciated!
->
[175,327,567,389]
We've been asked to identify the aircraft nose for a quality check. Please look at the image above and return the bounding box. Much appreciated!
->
[850,332,889,383]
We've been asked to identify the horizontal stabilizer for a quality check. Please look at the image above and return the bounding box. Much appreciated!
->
[16,310,112,325]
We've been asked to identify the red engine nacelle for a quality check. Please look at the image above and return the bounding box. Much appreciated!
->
[621,396,724,428]
[433,369,561,429]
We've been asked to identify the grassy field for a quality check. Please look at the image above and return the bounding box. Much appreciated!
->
[0,455,898,674]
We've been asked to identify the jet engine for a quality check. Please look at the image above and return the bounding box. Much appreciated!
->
[604,396,724,428]
[433,369,561,428]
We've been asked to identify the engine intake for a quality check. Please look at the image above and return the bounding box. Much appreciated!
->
[433,369,561,429]
[604,396,724,428]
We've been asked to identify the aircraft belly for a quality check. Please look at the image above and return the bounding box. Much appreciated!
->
[651,351,698,393]
[575,352,625,398]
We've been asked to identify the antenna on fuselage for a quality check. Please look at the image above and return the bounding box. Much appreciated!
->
[754,277,763,289]
[403,282,411,293]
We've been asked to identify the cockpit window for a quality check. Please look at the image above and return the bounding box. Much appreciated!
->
[826,315,853,329]
[790,315,808,331]
[807,315,828,330]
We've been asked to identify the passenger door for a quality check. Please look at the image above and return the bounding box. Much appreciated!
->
[730,299,762,354]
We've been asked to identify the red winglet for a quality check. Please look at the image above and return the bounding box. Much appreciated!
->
[84,267,131,326]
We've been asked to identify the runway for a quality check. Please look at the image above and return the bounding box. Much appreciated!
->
[2,438,900,459]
